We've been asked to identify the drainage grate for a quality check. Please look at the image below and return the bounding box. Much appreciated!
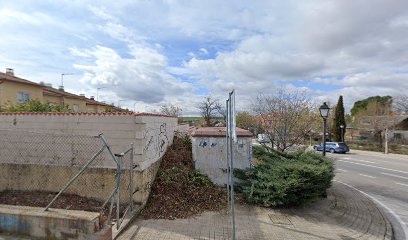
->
[268,214,293,226]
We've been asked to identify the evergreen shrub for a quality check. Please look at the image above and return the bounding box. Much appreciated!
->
[235,146,334,207]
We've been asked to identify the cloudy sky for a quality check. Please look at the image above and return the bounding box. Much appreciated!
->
[1,0,408,114]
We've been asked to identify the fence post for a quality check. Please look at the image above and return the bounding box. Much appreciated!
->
[114,153,123,230]
[385,128,389,154]
[130,143,134,210]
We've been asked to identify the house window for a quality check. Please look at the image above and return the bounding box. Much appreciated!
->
[72,104,79,112]
[17,92,30,103]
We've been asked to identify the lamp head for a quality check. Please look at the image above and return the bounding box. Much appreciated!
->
[319,102,330,119]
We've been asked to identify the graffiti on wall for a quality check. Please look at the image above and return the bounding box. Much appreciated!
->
[143,123,169,162]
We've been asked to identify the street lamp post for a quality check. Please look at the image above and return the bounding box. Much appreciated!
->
[96,87,106,101]
[340,124,344,142]
[118,99,126,108]
[319,102,330,156]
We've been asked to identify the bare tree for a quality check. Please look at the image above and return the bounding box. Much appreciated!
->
[160,103,182,117]
[393,95,408,114]
[253,88,317,152]
[198,96,223,127]
[354,101,395,147]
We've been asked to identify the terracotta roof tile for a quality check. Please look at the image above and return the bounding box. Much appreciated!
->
[0,112,178,118]
[190,127,252,137]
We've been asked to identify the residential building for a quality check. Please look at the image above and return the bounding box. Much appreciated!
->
[0,68,121,112]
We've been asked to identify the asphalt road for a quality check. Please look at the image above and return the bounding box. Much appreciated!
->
[328,150,408,240]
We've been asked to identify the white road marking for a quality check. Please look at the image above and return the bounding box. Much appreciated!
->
[359,174,376,179]
[381,172,408,180]
[338,160,408,175]
[352,159,376,164]
[342,157,351,160]
[396,182,408,187]
[337,168,348,172]
[335,180,408,239]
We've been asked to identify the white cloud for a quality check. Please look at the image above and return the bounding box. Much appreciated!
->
[73,45,193,104]
[1,1,408,114]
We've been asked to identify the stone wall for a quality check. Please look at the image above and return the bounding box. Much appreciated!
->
[0,112,177,204]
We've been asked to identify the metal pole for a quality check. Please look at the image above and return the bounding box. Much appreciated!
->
[130,143,134,210]
[385,128,389,154]
[116,154,122,230]
[45,145,106,211]
[229,92,236,240]
[341,128,344,142]
[323,119,327,156]
[100,134,118,164]
[226,99,230,214]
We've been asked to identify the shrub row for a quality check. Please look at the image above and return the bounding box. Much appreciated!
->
[235,146,334,207]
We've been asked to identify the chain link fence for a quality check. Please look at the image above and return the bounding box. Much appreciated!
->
[0,129,135,229]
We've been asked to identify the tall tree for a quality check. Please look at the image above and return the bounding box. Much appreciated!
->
[332,96,346,142]
[198,96,223,127]
[393,95,408,114]
[253,88,316,152]
[236,111,263,135]
[354,101,395,147]
[160,103,182,117]
[351,96,392,116]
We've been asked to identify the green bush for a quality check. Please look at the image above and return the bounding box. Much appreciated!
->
[2,100,70,112]
[235,146,334,207]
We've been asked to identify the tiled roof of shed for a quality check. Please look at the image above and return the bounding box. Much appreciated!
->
[190,127,252,137]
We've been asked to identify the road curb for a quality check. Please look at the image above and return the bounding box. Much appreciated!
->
[334,180,405,240]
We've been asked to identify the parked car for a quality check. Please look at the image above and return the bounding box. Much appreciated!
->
[257,134,270,143]
[313,142,349,153]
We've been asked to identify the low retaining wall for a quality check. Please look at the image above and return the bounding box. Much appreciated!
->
[0,204,111,240]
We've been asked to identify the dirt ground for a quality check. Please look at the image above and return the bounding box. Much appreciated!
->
[0,190,126,217]
[140,136,228,220]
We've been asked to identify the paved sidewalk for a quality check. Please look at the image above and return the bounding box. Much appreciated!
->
[118,182,393,240]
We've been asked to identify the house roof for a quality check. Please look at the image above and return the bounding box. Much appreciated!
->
[0,71,121,111]
[190,127,253,137]
[0,72,44,87]
[43,86,85,99]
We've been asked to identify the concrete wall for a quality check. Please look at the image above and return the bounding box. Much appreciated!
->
[0,204,111,240]
[192,136,253,185]
[0,112,177,204]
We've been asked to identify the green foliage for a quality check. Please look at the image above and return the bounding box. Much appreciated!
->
[104,106,113,112]
[189,170,213,187]
[181,134,192,150]
[235,146,334,207]
[159,166,183,183]
[351,96,392,116]
[3,100,70,112]
[332,96,346,142]
[236,111,263,135]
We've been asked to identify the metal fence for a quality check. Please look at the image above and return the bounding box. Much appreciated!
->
[0,129,135,229]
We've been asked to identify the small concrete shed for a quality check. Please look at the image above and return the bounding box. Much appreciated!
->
[190,127,253,186]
